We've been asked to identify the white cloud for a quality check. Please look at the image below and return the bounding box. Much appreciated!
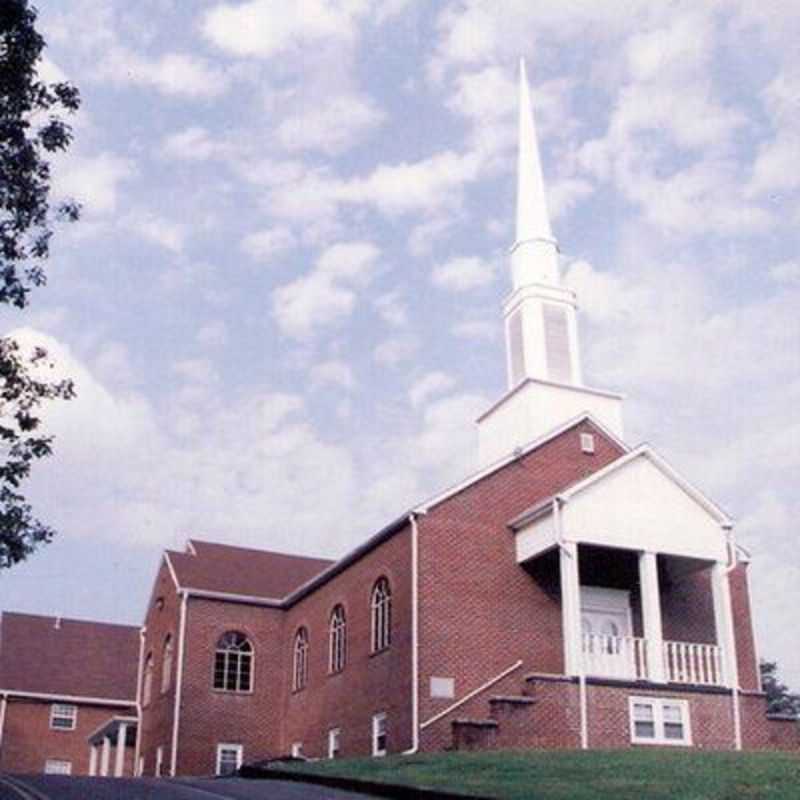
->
[432,255,495,291]
[121,211,186,252]
[172,358,218,385]
[54,152,135,216]
[451,320,498,341]
[196,321,229,348]
[276,93,385,155]
[373,291,408,327]
[373,336,419,366]
[769,261,800,285]
[409,372,456,408]
[202,0,360,58]
[272,241,380,338]
[310,360,355,391]
[161,127,223,161]
[240,227,297,261]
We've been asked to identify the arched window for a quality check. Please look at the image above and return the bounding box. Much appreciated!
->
[328,605,346,674]
[293,627,309,691]
[142,653,154,707]
[161,635,173,694]
[213,631,253,692]
[371,577,392,653]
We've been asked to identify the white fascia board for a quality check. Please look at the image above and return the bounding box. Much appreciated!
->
[416,412,630,514]
[87,716,139,742]
[558,445,734,527]
[1,689,135,706]
[183,587,283,608]
[163,552,181,590]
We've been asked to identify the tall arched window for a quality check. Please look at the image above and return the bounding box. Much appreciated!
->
[142,653,154,707]
[213,631,253,692]
[161,635,173,694]
[371,577,392,653]
[328,606,346,674]
[293,627,309,691]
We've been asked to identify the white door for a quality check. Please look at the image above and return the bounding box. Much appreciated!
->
[580,587,634,678]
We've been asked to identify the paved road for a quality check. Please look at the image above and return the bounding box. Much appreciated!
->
[0,775,377,800]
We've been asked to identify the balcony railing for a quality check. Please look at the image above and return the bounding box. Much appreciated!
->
[581,634,723,686]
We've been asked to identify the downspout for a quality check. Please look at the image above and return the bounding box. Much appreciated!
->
[0,692,7,764]
[722,524,742,751]
[554,496,587,750]
[170,590,189,776]
[402,512,421,755]
[133,626,146,776]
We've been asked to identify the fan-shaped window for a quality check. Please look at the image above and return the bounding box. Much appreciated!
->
[213,631,253,692]
[370,577,392,653]
[161,635,173,694]
[143,652,154,707]
[293,627,309,692]
[328,606,346,674]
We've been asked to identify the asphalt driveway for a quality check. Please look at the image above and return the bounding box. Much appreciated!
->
[0,774,377,800]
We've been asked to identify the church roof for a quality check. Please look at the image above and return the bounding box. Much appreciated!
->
[165,539,334,601]
[0,612,139,702]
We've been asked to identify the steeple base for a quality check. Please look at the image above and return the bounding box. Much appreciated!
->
[476,378,625,468]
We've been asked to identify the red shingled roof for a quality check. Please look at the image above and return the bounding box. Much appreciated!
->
[166,539,333,600]
[0,612,139,700]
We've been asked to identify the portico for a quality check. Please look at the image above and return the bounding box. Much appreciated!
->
[510,445,739,690]
[88,716,137,777]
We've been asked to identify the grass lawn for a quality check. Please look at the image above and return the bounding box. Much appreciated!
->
[283,749,800,800]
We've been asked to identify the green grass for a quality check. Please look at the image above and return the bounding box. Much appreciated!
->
[283,749,800,800]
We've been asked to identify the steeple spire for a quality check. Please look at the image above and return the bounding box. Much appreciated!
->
[511,59,560,289]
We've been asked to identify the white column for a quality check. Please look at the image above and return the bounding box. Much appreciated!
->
[559,540,581,676]
[711,562,739,688]
[100,736,111,777]
[88,744,98,777]
[114,723,128,777]
[639,551,666,683]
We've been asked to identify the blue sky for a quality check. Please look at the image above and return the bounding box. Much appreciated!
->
[2,1,798,690]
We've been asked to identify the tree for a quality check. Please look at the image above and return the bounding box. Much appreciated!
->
[760,660,800,717]
[0,0,80,567]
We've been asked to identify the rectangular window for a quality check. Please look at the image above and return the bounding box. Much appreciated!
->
[216,744,243,776]
[629,697,691,746]
[328,728,341,759]
[155,746,164,778]
[580,432,595,454]
[291,742,303,758]
[49,704,77,731]
[44,759,72,775]
[430,677,455,699]
[372,713,387,757]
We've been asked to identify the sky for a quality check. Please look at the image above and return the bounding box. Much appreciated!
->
[1,1,798,691]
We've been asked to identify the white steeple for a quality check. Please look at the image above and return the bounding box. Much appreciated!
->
[511,59,560,289]
[475,60,625,468]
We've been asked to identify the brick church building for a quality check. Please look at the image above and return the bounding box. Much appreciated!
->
[1,63,797,777]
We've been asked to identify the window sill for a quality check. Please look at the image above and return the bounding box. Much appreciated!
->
[369,646,391,659]
[631,737,691,747]
[210,688,254,696]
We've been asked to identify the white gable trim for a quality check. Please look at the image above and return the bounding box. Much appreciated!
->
[416,412,629,514]
[557,445,733,528]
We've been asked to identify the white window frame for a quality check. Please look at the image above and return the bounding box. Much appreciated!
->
[49,703,77,731]
[44,759,72,775]
[372,712,387,757]
[155,746,164,777]
[293,627,309,692]
[216,743,243,776]
[370,578,392,654]
[161,635,173,695]
[629,696,692,746]
[327,728,341,759]
[143,653,154,707]
[580,432,596,454]
[328,606,346,674]
[213,632,254,693]
[290,742,303,758]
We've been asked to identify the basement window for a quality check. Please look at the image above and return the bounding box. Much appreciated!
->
[372,713,387,757]
[328,728,341,759]
[629,697,691,746]
[49,704,77,731]
[44,759,72,775]
[216,743,243,776]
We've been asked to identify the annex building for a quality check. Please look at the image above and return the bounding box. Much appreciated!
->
[1,64,797,778]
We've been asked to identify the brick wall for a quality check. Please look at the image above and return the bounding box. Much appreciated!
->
[417,420,625,735]
[281,525,414,759]
[138,559,180,775]
[728,563,760,692]
[0,698,134,775]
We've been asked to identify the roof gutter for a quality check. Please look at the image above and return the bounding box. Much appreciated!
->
[0,693,7,755]
[0,689,134,707]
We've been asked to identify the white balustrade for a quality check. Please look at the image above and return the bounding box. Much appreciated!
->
[581,635,723,686]
[663,640,723,686]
